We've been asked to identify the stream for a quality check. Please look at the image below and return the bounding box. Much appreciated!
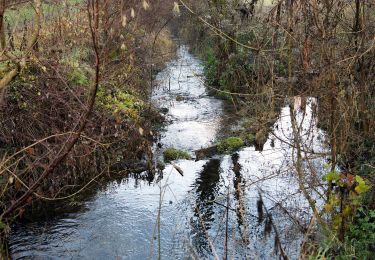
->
[9,46,328,259]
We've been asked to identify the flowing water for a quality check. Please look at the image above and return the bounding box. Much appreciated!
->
[10,46,329,259]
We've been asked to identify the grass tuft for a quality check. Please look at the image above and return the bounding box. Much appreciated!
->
[163,148,191,162]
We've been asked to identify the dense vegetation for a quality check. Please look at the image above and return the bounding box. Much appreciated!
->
[0,0,175,256]
[177,0,375,258]
[0,0,374,259]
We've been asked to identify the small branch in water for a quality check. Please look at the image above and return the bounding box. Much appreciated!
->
[258,192,289,260]
[171,163,184,176]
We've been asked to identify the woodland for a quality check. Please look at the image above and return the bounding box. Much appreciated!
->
[0,0,374,259]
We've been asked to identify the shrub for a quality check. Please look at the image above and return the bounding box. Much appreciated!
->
[343,208,375,259]
[203,47,219,85]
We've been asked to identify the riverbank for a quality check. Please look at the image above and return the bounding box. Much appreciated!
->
[173,1,375,258]
[0,0,177,256]
[1,1,374,259]
[8,45,323,259]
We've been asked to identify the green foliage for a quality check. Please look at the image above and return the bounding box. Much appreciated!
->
[96,88,144,120]
[218,52,250,93]
[238,117,257,145]
[323,170,340,182]
[156,160,166,171]
[355,176,370,194]
[68,67,89,86]
[200,42,255,98]
[343,208,375,259]
[318,168,373,259]
[218,137,245,153]
[61,47,92,87]
[322,171,371,217]
[322,171,371,197]
[309,247,330,260]
[315,208,375,260]
[163,148,191,162]
[4,0,82,27]
[203,47,218,86]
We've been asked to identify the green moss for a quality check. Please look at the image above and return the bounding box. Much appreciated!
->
[96,88,144,120]
[218,137,245,153]
[163,148,191,162]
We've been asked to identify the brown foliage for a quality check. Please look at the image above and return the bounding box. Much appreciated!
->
[0,0,174,227]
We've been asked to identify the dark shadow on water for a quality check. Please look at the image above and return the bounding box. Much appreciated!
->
[231,152,248,242]
[190,158,221,256]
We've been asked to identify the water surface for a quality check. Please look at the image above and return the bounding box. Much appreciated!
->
[10,46,328,259]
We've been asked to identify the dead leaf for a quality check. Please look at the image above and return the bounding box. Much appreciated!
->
[26,147,35,156]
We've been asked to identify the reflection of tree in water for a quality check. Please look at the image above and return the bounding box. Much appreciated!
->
[190,158,221,255]
[232,153,249,246]
[232,153,242,222]
[189,155,250,256]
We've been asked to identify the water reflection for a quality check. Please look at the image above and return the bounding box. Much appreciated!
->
[9,46,329,260]
[190,158,221,255]
[232,153,249,245]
